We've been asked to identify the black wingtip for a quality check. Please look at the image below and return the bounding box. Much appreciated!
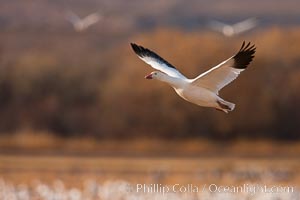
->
[130,43,137,48]
[130,43,140,54]
[233,41,256,69]
[130,43,148,58]
[130,43,177,70]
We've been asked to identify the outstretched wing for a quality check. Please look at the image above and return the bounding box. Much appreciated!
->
[191,42,256,94]
[82,13,101,27]
[232,18,258,34]
[208,20,229,33]
[131,43,187,79]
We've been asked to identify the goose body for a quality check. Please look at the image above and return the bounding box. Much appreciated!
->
[131,42,256,113]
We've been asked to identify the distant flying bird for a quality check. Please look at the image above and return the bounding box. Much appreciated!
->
[66,10,101,32]
[208,18,258,37]
[131,42,256,113]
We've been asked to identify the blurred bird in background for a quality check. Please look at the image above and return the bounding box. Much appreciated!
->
[208,18,258,37]
[65,10,102,32]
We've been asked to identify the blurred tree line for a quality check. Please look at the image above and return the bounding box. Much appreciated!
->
[0,27,299,140]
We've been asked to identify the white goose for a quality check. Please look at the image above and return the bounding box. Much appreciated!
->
[208,18,258,37]
[131,42,256,113]
[66,10,101,32]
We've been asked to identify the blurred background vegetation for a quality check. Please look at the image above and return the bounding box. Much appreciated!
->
[0,0,299,149]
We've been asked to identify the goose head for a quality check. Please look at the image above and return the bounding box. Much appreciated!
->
[144,71,166,80]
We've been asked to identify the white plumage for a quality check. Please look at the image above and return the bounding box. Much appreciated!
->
[66,10,101,32]
[208,18,258,37]
[131,42,256,113]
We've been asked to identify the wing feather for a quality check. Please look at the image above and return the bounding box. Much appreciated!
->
[232,18,258,34]
[191,41,256,94]
[208,20,229,33]
[131,43,186,79]
[82,13,100,27]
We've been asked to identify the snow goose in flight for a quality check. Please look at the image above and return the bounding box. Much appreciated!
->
[208,18,258,37]
[66,10,101,32]
[131,42,256,113]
